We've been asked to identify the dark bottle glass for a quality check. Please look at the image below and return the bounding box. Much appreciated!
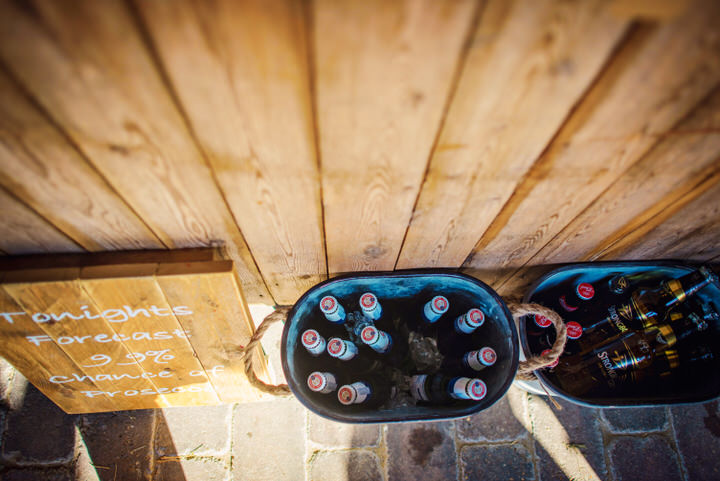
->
[337,374,395,408]
[607,271,657,295]
[436,308,486,354]
[413,295,450,336]
[572,267,717,353]
[358,325,411,369]
[409,374,487,404]
[553,324,679,396]
[326,337,382,373]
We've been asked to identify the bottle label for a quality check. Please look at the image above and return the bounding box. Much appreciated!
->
[307,372,337,393]
[360,293,382,320]
[576,283,595,300]
[361,326,391,353]
[410,375,430,401]
[321,296,346,323]
[607,304,631,334]
[566,322,583,339]
[534,314,552,328]
[302,329,326,355]
[596,338,650,389]
[327,338,358,360]
[609,275,629,294]
[450,377,486,401]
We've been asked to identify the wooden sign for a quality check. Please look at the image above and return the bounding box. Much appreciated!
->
[0,250,270,413]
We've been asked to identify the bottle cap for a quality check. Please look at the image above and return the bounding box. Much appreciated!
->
[541,349,559,368]
[453,377,486,401]
[327,338,348,357]
[361,325,379,344]
[337,384,357,405]
[566,321,583,339]
[360,293,377,310]
[534,314,552,328]
[479,347,497,366]
[466,308,485,327]
[320,295,338,314]
[302,329,323,349]
[576,283,595,300]
[430,296,449,314]
[307,372,336,392]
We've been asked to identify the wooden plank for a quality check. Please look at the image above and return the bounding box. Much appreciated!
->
[396,0,629,270]
[156,268,268,403]
[0,69,164,252]
[512,88,720,268]
[0,287,117,413]
[600,169,720,261]
[3,279,171,411]
[464,0,720,286]
[0,187,83,255]
[314,0,479,274]
[136,0,325,304]
[0,0,271,303]
[81,275,221,407]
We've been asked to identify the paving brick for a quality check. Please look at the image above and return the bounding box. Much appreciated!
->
[155,458,230,481]
[309,450,383,481]
[460,444,534,481]
[671,400,720,481]
[608,436,683,481]
[601,407,668,433]
[529,395,606,481]
[0,357,15,404]
[457,386,529,442]
[79,409,155,481]
[1,384,76,465]
[74,436,101,481]
[1,468,74,480]
[155,405,232,456]
[387,420,456,481]
[232,398,305,481]
[308,411,380,448]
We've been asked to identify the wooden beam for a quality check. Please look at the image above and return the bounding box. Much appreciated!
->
[135,0,325,304]
[397,0,629,269]
[464,0,720,286]
[0,0,271,302]
[314,0,479,274]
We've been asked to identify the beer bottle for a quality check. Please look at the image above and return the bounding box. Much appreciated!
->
[307,371,338,394]
[326,337,381,372]
[359,324,411,369]
[414,295,449,336]
[441,347,497,375]
[410,374,487,403]
[558,281,596,313]
[572,267,717,353]
[320,295,346,324]
[337,375,395,408]
[436,308,486,354]
[607,272,656,295]
[301,329,327,356]
[359,292,382,321]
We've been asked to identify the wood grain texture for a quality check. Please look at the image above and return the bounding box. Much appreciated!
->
[0,0,270,302]
[464,0,720,286]
[515,88,720,268]
[609,171,720,261]
[0,69,164,252]
[314,0,478,274]
[0,286,117,413]
[3,279,169,410]
[0,187,83,254]
[136,0,325,304]
[396,0,629,269]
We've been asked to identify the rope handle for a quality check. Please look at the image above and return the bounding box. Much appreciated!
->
[243,306,292,396]
[507,302,567,381]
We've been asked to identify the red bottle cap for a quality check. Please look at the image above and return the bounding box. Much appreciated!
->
[534,314,552,328]
[327,338,345,356]
[307,372,328,392]
[361,326,378,344]
[479,347,497,366]
[566,321,583,339]
[541,349,559,368]
[466,379,487,401]
[432,296,449,313]
[320,296,337,313]
[559,295,578,312]
[360,293,377,309]
[467,308,485,327]
[337,385,357,405]
[302,329,321,348]
[576,283,595,300]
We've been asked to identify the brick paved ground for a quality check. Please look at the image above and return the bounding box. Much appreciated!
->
[2,355,720,481]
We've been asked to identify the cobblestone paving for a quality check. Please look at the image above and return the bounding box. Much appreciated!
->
[2,356,720,481]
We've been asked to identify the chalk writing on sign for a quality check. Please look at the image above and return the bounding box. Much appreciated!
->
[0,304,193,324]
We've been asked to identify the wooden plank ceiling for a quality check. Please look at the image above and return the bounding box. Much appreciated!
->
[0,0,718,305]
